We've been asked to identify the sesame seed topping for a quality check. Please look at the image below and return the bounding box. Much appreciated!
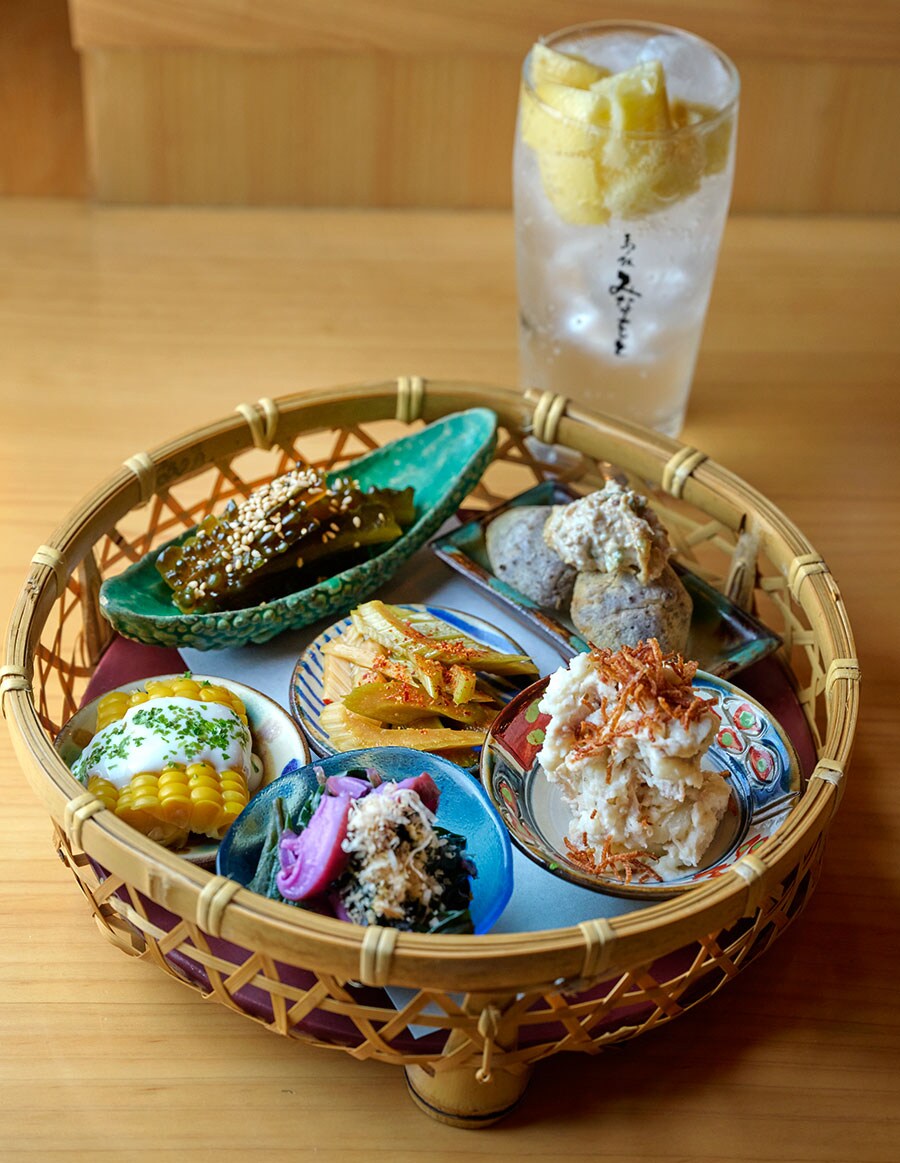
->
[156,462,414,614]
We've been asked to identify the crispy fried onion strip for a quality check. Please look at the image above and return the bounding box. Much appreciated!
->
[572,639,716,760]
[564,833,663,885]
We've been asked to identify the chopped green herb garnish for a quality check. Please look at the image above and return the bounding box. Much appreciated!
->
[70,698,248,781]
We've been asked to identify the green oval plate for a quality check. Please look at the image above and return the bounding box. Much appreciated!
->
[99,409,497,651]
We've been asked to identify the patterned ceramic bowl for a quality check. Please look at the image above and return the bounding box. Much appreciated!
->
[480,671,802,901]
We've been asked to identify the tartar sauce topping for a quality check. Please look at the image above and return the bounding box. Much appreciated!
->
[72,696,252,789]
[543,480,671,583]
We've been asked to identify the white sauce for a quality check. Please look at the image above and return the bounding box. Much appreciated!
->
[72,696,253,789]
[543,479,670,583]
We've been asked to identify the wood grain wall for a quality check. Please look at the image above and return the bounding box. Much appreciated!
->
[3,1,899,210]
[0,1,85,196]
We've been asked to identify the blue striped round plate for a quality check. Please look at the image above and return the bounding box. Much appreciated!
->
[289,604,533,760]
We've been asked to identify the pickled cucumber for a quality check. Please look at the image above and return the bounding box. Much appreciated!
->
[155,468,415,614]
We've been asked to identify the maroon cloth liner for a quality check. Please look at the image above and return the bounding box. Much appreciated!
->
[81,635,185,708]
[83,633,817,1052]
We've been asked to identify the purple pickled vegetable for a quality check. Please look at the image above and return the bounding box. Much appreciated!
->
[375,772,440,815]
[276,793,352,901]
[324,774,372,800]
[328,889,352,922]
[274,768,443,910]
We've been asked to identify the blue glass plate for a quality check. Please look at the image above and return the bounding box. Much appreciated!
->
[217,746,514,934]
[432,480,782,679]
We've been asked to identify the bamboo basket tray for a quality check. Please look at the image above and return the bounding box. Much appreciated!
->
[1,380,859,1128]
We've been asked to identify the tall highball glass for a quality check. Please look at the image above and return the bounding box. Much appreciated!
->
[514,21,740,436]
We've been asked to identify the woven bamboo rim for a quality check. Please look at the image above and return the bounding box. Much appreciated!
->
[2,379,858,1035]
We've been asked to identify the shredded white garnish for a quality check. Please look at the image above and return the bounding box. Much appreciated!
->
[340,788,446,923]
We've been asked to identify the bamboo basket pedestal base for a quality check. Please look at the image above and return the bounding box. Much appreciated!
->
[405,1063,533,1128]
[1,380,859,1127]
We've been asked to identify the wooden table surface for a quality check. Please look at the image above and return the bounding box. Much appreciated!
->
[1,200,898,1161]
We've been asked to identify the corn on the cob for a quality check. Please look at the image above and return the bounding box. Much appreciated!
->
[77,677,254,845]
[86,761,250,842]
[94,675,248,730]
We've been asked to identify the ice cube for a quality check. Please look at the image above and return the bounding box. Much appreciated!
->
[643,266,690,302]
[560,296,619,353]
[563,300,602,337]
[560,31,646,75]
[638,33,735,105]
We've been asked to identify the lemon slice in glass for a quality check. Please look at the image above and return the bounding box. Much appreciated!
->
[520,76,612,222]
[529,42,609,90]
[590,60,703,216]
[538,153,610,225]
[671,98,735,176]
[520,80,609,156]
[589,59,672,135]
[520,48,729,221]
[537,80,611,126]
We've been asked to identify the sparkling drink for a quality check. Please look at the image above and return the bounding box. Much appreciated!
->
[514,22,740,436]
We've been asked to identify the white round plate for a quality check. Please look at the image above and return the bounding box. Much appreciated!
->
[55,673,310,865]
